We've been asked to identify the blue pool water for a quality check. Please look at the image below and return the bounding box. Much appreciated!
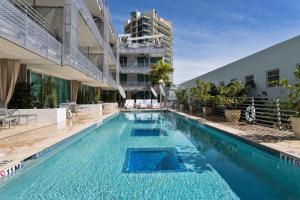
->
[0,111,300,199]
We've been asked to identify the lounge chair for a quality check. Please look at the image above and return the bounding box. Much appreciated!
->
[152,99,160,109]
[144,99,152,109]
[124,99,135,109]
[0,108,16,128]
[136,99,147,109]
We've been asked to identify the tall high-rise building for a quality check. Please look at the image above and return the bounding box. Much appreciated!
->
[124,9,173,66]
[119,10,172,100]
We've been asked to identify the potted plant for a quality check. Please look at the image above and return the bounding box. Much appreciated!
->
[188,88,196,114]
[280,68,300,138]
[216,81,246,122]
[191,80,217,116]
[175,88,187,111]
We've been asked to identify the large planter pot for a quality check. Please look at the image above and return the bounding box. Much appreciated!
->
[291,117,300,139]
[179,104,184,111]
[189,105,193,113]
[225,109,241,122]
[202,106,213,116]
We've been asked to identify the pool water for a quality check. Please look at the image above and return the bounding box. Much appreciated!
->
[0,111,299,199]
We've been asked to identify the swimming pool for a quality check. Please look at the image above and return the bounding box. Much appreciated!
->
[0,111,299,199]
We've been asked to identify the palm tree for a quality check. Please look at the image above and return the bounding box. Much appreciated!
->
[149,60,174,88]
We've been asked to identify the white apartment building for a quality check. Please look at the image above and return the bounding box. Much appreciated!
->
[0,0,120,106]
[179,36,300,99]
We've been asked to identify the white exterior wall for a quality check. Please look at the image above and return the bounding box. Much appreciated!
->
[179,36,300,98]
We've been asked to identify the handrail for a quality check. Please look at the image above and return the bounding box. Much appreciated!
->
[8,0,57,37]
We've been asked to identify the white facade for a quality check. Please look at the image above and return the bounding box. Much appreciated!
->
[179,36,300,98]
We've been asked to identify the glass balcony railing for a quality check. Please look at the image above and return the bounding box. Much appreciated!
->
[75,50,102,82]
[120,81,151,91]
[119,63,151,74]
[0,0,62,64]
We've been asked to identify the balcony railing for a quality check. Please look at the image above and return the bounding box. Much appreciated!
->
[9,0,57,37]
[104,73,118,89]
[0,0,62,64]
[75,50,102,81]
[119,44,166,55]
[108,45,118,66]
[73,0,104,48]
[120,81,151,91]
[120,64,151,74]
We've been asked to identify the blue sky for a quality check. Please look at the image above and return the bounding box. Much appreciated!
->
[108,0,300,84]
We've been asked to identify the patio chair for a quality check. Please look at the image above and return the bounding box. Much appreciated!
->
[60,103,72,119]
[0,108,16,128]
[144,99,152,109]
[124,99,135,109]
[152,99,160,109]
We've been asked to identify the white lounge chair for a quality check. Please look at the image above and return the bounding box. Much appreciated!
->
[144,99,152,109]
[124,99,135,109]
[136,99,147,109]
[152,99,160,109]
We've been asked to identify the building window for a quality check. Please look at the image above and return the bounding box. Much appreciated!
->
[120,74,127,82]
[137,57,148,67]
[219,81,225,86]
[245,75,255,86]
[120,57,127,67]
[266,69,280,87]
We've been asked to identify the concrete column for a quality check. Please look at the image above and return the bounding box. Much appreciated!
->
[62,0,78,66]
[102,11,110,84]
[116,39,120,85]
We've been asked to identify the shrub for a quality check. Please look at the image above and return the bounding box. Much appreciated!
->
[190,80,217,106]
[175,88,188,105]
[216,81,246,110]
[8,82,36,109]
[280,68,300,117]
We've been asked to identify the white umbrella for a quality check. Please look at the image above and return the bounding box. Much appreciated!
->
[159,80,166,97]
[151,87,158,98]
[118,86,126,99]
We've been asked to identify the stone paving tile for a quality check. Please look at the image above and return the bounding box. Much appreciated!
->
[173,110,300,159]
[0,110,119,171]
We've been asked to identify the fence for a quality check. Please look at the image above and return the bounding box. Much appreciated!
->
[171,97,298,131]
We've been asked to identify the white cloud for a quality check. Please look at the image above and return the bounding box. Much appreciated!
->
[172,21,300,85]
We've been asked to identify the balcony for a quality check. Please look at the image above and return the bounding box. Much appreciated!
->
[73,0,104,49]
[120,63,151,74]
[120,44,166,56]
[108,45,118,66]
[75,50,102,82]
[104,73,118,89]
[0,0,62,64]
[120,81,151,91]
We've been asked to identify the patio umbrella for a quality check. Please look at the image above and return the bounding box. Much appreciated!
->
[159,80,166,97]
[118,86,126,99]
[151,87,158,98]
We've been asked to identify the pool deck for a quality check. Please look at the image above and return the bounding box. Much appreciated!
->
[0,109,119,172]
[172,110,300,162]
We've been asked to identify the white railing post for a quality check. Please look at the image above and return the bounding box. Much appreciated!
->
[276,98,283,130]
[252,97,256,124]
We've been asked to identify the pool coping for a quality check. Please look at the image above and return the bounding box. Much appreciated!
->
[0,111,119,178]
[170,110,300,167]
